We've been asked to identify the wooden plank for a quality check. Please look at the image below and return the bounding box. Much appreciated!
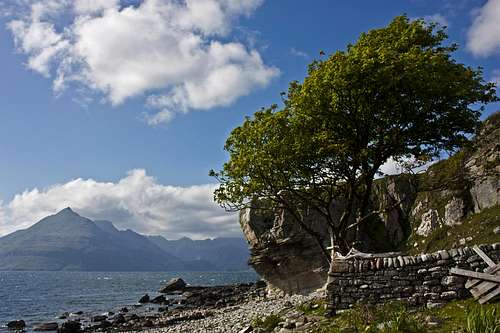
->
[479,286,500,304]
[472,245,496,267]
[470,281,497,299]
[450,267,500,283]
[464,264,500,288]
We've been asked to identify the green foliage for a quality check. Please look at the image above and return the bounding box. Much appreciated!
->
[418,151,468,191]
[296,299,328,316]
[314,301,425,333]
[311,298,500,333]
[466,305,499,333]
[211,15,498,255]
[252,314,282,332]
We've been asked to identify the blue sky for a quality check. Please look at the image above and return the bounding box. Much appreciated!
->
[0,0,498,238]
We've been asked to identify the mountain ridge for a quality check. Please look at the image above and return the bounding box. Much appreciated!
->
[0,208,250,271]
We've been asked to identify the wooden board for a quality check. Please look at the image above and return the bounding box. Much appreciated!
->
[470,281,497,299]
[450,268,500,283]
[465,264,500,289]
[472,245,496,267]
[454,248,500,304]
[479,285,500,304]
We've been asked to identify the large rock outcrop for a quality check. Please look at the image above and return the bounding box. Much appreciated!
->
[240,113,499,294]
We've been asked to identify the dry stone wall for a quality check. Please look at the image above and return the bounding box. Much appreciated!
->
[326,243,500,310]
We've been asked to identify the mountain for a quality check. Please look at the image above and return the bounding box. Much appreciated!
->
[0,208,224,271]
[148,236,250,271]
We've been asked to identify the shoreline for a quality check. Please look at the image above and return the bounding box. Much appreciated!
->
[3,278,320,333]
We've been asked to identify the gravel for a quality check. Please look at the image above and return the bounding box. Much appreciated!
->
[132,294,317,333]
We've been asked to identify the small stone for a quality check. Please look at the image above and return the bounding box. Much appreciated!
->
[7,320,26,330]
[425,315,443,328]
[438,250,450,260]
[424,292,440,300]
[397,256,404,267]
[238,326,253,333]
[283,320,295,329]
[34,323,59,331]
[423,279,440,286]
[92,315,107,322]
[441,291,458,300]
[494,226,500,235]
[426,302,446,309]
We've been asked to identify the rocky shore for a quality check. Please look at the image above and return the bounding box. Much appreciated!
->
[5,278,320,333]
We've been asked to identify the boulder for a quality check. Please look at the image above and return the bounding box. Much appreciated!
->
[92,321,112,330]
[7,320,26,330]
[57,321,81,333]
[91,315,107,322]
[33,322,59,331]
[150,295,167,304]
[112,314,126,325]
[159,278,187,293]
[58,313,69,320]
[138,294,150,303]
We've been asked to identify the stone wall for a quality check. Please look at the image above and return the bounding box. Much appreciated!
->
[326,243,500,310]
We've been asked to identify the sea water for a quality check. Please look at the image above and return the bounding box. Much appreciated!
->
[0,270,258,331]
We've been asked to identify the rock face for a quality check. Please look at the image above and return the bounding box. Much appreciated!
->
[240,207,331,295]
[240,113,500,295]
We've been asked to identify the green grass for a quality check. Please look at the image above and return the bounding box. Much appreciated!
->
[309,299,500,333]
[296,299,329,317]
[466,305,499,333]
[252,314,282,332]
[402,205,500,254]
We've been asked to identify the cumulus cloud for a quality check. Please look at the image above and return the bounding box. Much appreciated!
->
[378,157,435,177]
[6,0,278,123]
[467,0,500,57]
[0,169,239,240]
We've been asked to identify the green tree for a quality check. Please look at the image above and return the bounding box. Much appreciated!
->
[210,15,497,260]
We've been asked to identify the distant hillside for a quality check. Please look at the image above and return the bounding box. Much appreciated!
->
[0,208,250,271]
[148,236,250,271]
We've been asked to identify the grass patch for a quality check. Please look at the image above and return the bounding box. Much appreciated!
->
[252,314,282,332]
[310,299,500,333]
[403,205,500,254]
[296,299,328,317]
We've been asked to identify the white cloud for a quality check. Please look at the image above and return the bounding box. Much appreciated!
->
[290,47,309,59]
[0,169,239,240]
[422,14,449,27]
[378,157,435,177]
[467,0,500,57]
[6,0,277,123]
[73,0,119,15]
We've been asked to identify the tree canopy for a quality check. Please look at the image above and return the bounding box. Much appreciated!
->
[210,15,498,259]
